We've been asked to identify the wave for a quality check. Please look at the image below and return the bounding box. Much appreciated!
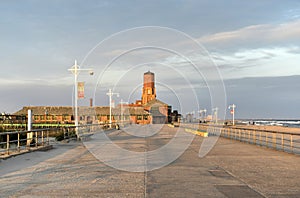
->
[241,120,300,128]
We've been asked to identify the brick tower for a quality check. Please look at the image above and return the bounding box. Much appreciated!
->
[142,71,156,105]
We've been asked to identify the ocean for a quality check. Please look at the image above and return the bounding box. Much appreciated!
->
[240,120,300,128]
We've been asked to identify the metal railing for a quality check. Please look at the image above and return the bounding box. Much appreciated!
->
[180,123,300,155]
[210,126,300,155]
[0,123,108,157]
[0,128,52,156]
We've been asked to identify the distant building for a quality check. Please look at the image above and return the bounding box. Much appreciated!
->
[14,71,179,125]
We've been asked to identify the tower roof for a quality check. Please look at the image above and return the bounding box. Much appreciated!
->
[144,71,154,75]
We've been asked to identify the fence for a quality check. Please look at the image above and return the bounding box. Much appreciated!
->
[180,123,300,155]
[0,124,108,157]
[0,128,52,156]
[209,126,300,155]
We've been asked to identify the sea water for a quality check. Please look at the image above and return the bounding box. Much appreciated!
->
[243,120,300,128]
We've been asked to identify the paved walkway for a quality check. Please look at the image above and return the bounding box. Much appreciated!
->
[1,125,300,197]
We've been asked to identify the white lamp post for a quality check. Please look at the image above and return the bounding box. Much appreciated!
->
[212,107,218,124]
[120,99,128,124]
[228,104,236,125]
[192,111,195,122]
[68,60,93,138]
[106,89,119,128]
[120,99,124,124]
[203,109,207,121]
[199,109,207,122]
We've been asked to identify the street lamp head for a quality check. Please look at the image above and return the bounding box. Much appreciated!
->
[89,71,94,75]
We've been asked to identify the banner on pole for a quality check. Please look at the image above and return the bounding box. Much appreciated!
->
[78,82,85,99]
[230,109,234,114]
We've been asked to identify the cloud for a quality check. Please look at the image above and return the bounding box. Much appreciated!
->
[0,76,74,87]
[211,46,300,79]
[199,19,300,48]
[284,8,300,20]
[194,18,300,79]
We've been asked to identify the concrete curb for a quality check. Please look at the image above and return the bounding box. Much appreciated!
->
[185,128,208,137]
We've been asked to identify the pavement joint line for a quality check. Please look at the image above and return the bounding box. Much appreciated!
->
[215,165,267,198]
[144,146,147,198]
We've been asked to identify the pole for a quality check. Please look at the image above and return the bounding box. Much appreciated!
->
[109,89,112,128]
[74,61,79,138]
[106,89,119,128]
[212,107,218,124]
[121,99,123,124]
[28,109,32,131]
[215,108,218,124]
[27,109,32,146]
[233,105,235,125]
[232,104,236,125]
[228,104,236,126]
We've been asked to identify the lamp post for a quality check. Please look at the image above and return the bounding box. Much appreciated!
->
[120,99,128,125]
[199,109,207,122]
[192,111,195,122]
[228,104,236,125]
[106,89,119,128]
[68,60,93,138]
[212,107,218,124]
[120,99,124,124]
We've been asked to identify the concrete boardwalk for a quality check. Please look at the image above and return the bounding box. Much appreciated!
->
[1,125,300,197]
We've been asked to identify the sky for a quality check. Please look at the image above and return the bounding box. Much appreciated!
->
[0,0,300,119]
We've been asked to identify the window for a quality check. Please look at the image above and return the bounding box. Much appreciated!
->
[63,115,69,121]
[137,115,143,120]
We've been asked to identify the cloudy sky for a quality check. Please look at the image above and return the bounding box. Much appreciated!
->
[1,0,300,119]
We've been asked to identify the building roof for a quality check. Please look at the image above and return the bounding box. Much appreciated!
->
[14,106,73,115]
[14,106,149,116]
[149,107,166,117]
[143,99,168,107]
